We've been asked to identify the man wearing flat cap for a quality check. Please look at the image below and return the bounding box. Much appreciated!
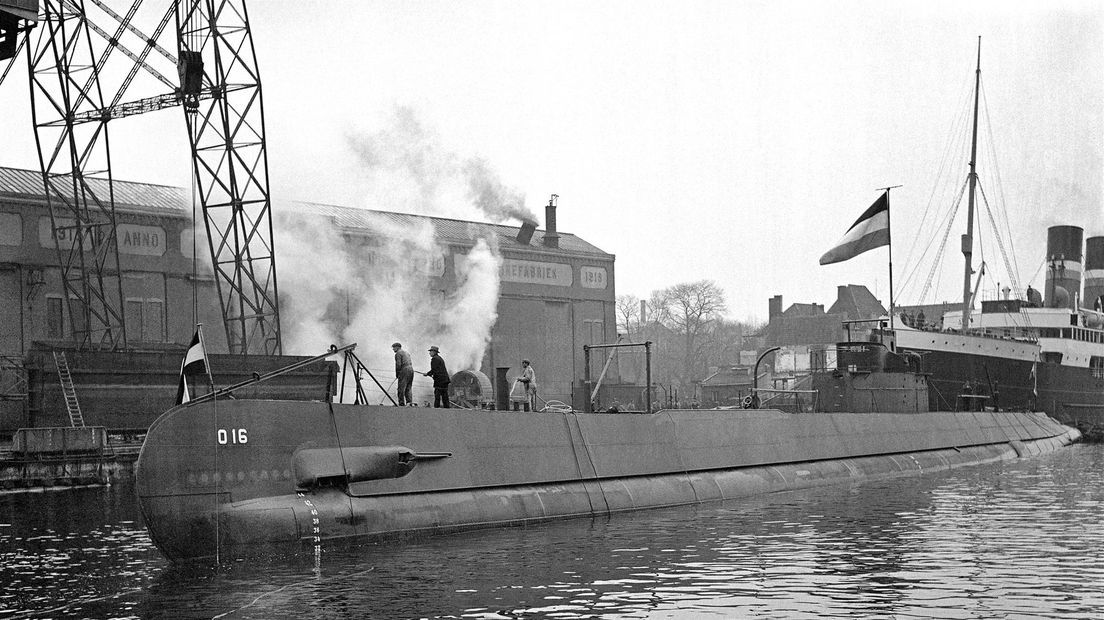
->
[392,342,414,406]
[423,345,451,408]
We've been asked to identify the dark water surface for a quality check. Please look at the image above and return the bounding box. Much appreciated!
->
[2,444,1103,619]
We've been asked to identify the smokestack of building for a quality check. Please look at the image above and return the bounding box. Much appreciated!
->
[1044,225,1083,309]
[1084,236,1104,312]
[769,295,783,319]
[516,221,536,245]
[543,194,560,249]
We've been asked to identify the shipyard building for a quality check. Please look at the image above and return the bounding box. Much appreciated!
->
[0,166,617,435]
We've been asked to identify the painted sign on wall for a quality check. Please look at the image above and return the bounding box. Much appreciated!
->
[499,258,572,286]
[580,266,608,289]
[39,217,166,256]
[365,248,446,278]
[118,224,166,256]
[0,213,21,246]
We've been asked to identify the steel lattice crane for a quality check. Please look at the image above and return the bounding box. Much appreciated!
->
[0,0,281,355]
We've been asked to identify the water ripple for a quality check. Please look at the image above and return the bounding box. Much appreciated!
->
[2,446,1104,618]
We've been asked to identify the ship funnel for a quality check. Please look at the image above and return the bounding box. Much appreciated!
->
[1085,236,1104,311]
[1044,225,1083,309]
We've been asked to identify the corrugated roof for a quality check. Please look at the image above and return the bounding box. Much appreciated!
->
[0,166,187,215]
[296,201,611,257]
[0,166,612,257]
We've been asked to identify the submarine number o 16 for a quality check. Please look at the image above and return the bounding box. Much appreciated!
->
[217,428,248,444]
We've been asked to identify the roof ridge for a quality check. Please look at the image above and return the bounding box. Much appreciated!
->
[0,165,187,193]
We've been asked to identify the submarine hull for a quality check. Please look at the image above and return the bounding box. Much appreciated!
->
[135,399,1079,562]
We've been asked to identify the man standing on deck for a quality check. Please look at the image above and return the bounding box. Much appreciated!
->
[392,342,414,406]
[423,346,451,408]
[517,359,537,411]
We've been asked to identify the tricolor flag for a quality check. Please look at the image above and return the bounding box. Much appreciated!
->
[175,326,210,405]
[819,192,891,265]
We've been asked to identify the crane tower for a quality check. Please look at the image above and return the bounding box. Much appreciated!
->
[0,0,281,355]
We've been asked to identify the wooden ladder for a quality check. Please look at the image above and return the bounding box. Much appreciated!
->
[53,351,85,427]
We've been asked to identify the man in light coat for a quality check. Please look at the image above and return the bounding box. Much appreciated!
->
[517,359,537,412]
[392,342,414,406]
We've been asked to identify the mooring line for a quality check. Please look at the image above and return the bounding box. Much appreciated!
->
[568,411,611,516]
[560,413,596,515]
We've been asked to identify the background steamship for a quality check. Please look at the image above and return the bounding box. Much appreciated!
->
[883,42,1104,435]
[892,225,1104,437]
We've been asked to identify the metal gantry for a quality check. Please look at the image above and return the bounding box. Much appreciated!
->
[2,0,282,354]
[176,0,281,355]
[26,0,128,349]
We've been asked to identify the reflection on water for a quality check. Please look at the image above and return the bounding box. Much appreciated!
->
[1,444,1103,619]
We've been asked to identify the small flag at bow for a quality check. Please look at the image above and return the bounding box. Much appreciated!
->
[175,327,210,405]
[820,192,891,265]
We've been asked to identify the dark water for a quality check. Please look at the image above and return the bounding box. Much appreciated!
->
[2,444,1104,619]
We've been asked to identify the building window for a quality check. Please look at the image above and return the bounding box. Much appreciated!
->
[125,299,143,341]
[69,298,87,335]
[584,319,604,346]
[46,296,64,338]
[145,299,164,341]
[126,297,166,343]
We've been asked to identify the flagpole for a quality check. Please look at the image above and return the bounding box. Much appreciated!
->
[197,323,215,395]
[877,185,901,340]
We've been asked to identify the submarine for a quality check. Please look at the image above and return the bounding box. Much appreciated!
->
[135,340,1080,563]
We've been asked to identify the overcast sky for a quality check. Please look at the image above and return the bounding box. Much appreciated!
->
[2,0,1101,322]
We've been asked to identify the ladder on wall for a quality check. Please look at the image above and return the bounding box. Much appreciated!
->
[53,352,85,427]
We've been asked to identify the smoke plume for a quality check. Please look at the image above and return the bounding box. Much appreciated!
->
[346,106,539,224]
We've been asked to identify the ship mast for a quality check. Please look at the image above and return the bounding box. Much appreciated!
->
[961,37,982,330]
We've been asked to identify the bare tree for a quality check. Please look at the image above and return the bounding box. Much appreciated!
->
[616,294,641,337]
[703,318,744,369]
[651,280,727,389]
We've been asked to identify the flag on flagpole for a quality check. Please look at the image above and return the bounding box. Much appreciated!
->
[819,192,891,265]
[175,326,210,405]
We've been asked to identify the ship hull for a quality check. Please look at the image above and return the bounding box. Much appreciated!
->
[910,349,1037,411]
[135,399,1079,562]
[1037,363,1104,438]
[896,330,1104,436]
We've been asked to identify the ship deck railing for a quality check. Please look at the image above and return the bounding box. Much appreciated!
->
[757,388,818,413]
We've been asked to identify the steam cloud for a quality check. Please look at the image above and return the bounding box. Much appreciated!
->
[271,106,542,404]
[275,208,502,405]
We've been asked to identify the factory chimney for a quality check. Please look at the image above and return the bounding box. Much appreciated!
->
[543,194,560,248]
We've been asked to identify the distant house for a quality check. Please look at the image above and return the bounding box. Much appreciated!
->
[700,365,759,408]
[764,284,886,348]
[828,284,887,322]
